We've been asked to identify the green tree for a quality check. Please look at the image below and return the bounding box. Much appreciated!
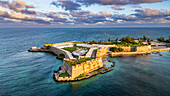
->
[59,54,65,58]
[148,41,151,45]
[132,40,137,44]
[110,47,118,52]
[108,38,111,42]
[89,40,96,44]
[120,37,125,43]
[165,37,170,43]
[118,48,124,52]
[143,35,147,42]
[125,36,131,43]
[139,40,143,44]
[115,37,118,43]
[131,37,135,41]
[157,37,165,42]
[147,38,150,45]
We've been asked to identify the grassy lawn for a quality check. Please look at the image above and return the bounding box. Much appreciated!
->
[62,47,77,53]
[58,53,65,58]
[59,71,70,77]
[74,45,90,51]
[62,45,90,53]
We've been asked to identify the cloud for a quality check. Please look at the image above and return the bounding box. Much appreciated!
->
[71,10,90,17]
[57,11,70,15]
[0,8,51,24]
[70,10,112,24]
[132,5,142,8]
[76,0,164,6]
[112,14,137,22]
[51,0,81,11]
[165,17,170,20]
[100,11,112,17]
[110,8,170,24]
[111,5,124,10]
[0,17,18,23]
[51,0,165,11]
[0,0,37,15]
[45,11,71,23]
[133,8,170,18]
[0,0,169,27]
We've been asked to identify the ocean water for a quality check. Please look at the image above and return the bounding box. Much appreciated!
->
[0,28,170,96]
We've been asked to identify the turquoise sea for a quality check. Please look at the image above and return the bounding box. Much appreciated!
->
[0,28,170,96]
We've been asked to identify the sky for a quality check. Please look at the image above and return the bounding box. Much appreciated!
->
[0,0,170,28]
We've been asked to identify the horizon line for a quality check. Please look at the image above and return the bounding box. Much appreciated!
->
[0,26,170,29]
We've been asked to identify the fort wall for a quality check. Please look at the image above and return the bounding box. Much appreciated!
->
[136,45,151,52]
[61,58,103,79]
[120,45,151,52]
[120,46,134,52]
[97,45,152,57]
[61,61,72,76]
[47,46,73,59]
[71,57,103,78]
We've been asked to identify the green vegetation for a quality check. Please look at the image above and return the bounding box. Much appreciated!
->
[115,37,118,43]
[108,38,111,42]
[58,54,65,58]
[104,67,108,70]
[62,45,90,54]
[138,40,143,44]
[120,36,135,43]
[97,42,147,46]
[118,48,124,52]
[62,47,77,53]
[89,40,96,44]
[72,53,79,58]
[117,43,147,47]
[59,71,70,77]
[76,73,87,78]
[110,47,118,52]
[157,37,170,43]
[73,45,90,51]
[143,35,147,42]
[73,36,152,46]
[65,57,96,66]
[94,50,98,57]
[110,47,124,52]
[116,36,152,45]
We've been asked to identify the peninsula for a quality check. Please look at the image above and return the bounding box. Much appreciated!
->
[28,36,170,82]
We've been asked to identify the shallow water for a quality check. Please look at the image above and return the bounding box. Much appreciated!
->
[0,28,170,96]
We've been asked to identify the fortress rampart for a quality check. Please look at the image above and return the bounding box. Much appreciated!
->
[96,45,152,57]
[61,57,103,79]
[45,46,74,59]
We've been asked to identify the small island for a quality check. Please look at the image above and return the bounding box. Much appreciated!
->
[28,36,170,82]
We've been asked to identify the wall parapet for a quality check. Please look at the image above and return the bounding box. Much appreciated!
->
[47,46,75,59]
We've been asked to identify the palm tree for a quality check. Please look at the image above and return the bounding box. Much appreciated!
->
[143,35,147,42]
[108,38,111,42]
